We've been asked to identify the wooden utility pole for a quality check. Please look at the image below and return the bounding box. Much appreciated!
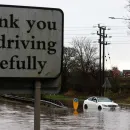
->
[102,27,107,96]
[97,24,107,96]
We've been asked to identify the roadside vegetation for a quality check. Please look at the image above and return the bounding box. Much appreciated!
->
[59,37,130,104]
[7,37,130,105]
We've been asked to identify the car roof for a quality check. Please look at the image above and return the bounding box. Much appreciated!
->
[88,96,109,99]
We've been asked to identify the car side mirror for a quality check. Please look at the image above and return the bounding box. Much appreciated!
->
[93,99,97,103]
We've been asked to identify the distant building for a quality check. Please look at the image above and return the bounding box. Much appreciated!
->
[123,70,130,77]
[112,69,120,77]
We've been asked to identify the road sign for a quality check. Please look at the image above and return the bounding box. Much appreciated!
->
[0,4,63,78]
[0,74,61,94]
[73,98,79,110]
[73,98,79,115]
[102,77,112,88]
[0,5,64,130]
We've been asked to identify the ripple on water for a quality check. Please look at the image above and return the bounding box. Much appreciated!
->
[0,100,130,130]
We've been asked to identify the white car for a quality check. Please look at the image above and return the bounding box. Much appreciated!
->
[83,96,120,111]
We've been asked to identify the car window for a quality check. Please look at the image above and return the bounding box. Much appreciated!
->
[97,97,112,102]
[88,97,93,101]
[92,97,97,103]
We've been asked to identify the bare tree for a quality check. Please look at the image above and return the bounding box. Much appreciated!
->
[71,37,99,73]
[126,0,130,11]
[125,1,130,29]
[62,38,99,94]
[63,47,77,73]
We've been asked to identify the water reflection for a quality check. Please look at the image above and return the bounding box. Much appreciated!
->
[0,98,130,130]
[0,99,33,130]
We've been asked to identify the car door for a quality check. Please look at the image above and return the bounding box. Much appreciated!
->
[91,97,97,109]
[84,97,93,109]
[86,97,97,109]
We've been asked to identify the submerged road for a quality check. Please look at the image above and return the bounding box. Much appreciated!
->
[0,98,130,130]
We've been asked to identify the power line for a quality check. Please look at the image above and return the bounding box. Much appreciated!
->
[64,34,128,36]
[64,28,128,31]
[64,29,97,31]
[109,43,130,44]
[64,26,95,28]
[106,46,112,67]
[110,36,130,37]
[64,26,128,29]
[64,25,128,28]
[64,35,130,38]
[64,42,130,45]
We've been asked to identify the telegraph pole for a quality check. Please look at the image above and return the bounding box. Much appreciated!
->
[97,24,107,96]
[97,24,102,96]
[102,27,107,96]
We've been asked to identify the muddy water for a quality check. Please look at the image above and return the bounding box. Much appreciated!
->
[0,98,130,130]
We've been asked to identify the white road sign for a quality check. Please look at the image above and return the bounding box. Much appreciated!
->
[0,5,64,78]
[102,77,112,88]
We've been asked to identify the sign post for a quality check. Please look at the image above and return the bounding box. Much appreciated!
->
[34,81,41,130]
[73,98,79,115]
[0,4,64,130]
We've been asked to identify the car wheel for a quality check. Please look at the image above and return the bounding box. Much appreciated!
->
[84,104,88,109]
[98,106,102,111]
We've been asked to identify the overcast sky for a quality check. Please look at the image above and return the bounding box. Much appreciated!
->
[1,0,130,71]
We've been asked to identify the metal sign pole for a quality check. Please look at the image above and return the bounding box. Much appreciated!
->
[34,81,41,130]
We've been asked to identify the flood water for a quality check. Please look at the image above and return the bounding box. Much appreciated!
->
[0,98,130,130]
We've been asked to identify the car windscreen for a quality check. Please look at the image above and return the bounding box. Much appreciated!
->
[97,97,112,102]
